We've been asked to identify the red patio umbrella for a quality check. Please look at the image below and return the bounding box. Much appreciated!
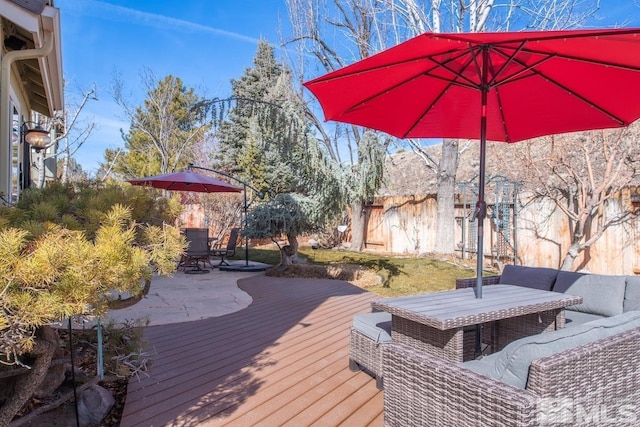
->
[303,27,640,298]
[127,170,242,193]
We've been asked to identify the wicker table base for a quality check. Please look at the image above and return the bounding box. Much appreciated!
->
[373,285,581,363]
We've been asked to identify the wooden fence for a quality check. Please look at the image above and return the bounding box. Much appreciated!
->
[177,191,640,275]
[363,190,640,275]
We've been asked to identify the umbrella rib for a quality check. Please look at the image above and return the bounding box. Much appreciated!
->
[398,51,481,138]
[537,73,626,124]
[501,51,628,125]
[341,56,477,117]
[340,71,434,116]
[518,47,640,74]
[486,43,531,87]
[484,44,630,125]
[493,85,511,142]
[400,80,457,139]
[428,47,481,89]
[489,47,556,87]
[469,43,485,88]
[305,47,460,84]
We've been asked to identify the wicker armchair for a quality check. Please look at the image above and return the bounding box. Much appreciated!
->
[383,327,640,426]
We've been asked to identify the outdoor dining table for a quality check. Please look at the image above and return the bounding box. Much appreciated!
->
[371,284,582,363]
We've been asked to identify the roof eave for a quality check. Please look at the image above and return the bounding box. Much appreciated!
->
[1,1,64,116]
[33,5,64,114]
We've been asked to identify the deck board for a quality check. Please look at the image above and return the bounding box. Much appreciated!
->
[120,275,383,426]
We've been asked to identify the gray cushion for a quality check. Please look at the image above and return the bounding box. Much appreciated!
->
[461,352,501,378]
[624,276,640,312]
[352,312,392,343]
[498,265,558,291]
[564,310,606,327]
[463,311,640,389]
[553,271,626,317]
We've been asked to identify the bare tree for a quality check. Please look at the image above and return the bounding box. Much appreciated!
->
[513,126,640,270]
[28,84,97,188]
[56,84,97,184]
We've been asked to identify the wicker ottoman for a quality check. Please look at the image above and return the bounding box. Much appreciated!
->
[349,312,392,389]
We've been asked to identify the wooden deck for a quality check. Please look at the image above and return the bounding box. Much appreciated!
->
[120,275,383,426]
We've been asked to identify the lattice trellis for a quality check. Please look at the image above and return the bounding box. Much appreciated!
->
[456,176,520,263]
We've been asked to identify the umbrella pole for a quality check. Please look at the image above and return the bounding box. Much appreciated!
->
[475,142,487,300]
[243,183,249,267]
[473,49,490,358]
[475,48,489,300]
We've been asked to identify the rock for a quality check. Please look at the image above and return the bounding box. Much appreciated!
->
[77,384,115,426]
[33,363,66,398]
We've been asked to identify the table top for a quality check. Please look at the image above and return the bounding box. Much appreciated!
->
[371,285,583,330]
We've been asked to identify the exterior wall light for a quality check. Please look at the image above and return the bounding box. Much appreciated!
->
[23,123,52,151]
[20,122,52,190]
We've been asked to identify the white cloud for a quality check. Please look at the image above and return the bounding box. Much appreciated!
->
[74,0,263,45]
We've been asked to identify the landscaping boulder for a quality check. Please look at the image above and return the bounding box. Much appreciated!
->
[78,384,115,425]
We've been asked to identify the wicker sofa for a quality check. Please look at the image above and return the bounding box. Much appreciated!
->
[383,315,640,426]
[381,266,640,426]
[456,265,640,326]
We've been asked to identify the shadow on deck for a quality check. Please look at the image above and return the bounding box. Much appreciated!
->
[120,275,383,426]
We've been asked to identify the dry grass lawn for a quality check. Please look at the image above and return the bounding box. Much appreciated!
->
[259,247,492,297]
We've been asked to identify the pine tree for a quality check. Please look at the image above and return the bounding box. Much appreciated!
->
[214,42,347,264]
[0,183,184,424]
[106,71,210,178]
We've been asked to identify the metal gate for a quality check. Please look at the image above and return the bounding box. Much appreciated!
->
[456,176,520,264]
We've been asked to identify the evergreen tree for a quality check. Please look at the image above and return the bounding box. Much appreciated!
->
[0,183,184,424]
[105,71,210,179]
[215,41,283,180]
[214,42,346,264]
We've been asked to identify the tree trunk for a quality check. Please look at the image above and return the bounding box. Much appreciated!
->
[560,243,580,271]
[279,233,299,266]
[0,325,59,426]
[434,139,459,254]
[36,152,46,189]
[350,200,366,252]
[61,150,69,184]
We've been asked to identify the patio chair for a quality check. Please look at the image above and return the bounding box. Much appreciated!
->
[211,228,240,266]
[178,228,213,273]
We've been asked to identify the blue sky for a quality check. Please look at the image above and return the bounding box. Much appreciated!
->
[57,0,290,174]
[57,0,640,174]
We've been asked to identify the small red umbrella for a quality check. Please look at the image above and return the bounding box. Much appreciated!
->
[127,170,242,193]
[304,28,640,298]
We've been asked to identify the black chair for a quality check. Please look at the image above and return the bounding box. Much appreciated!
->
[179,228,212,273]
[211,228,240,266]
